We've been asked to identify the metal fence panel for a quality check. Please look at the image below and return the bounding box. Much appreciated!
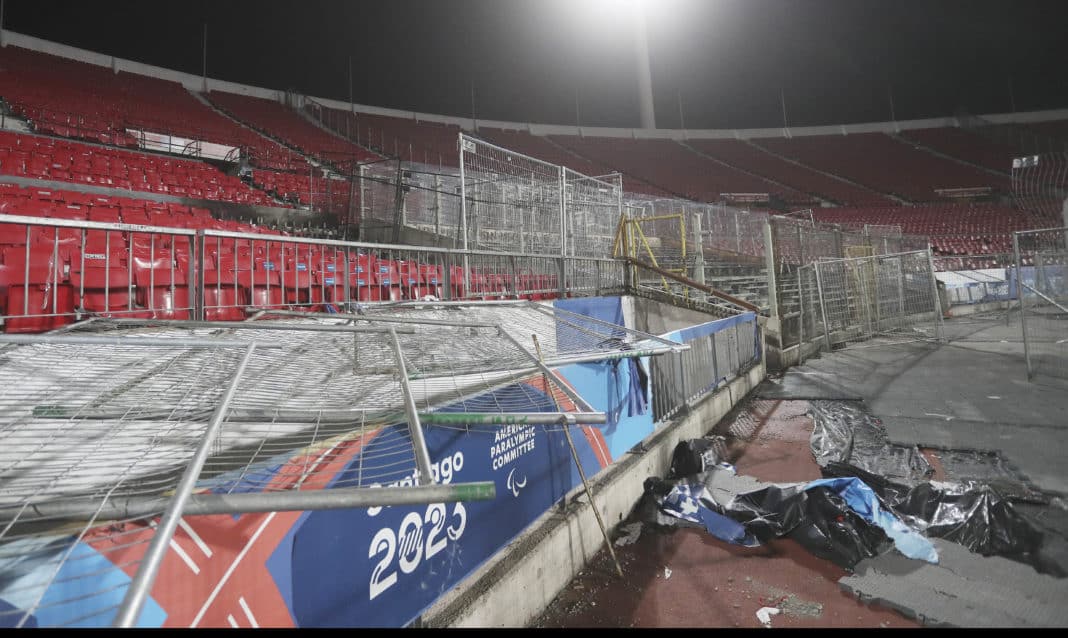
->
[797,249,943,356]
[1014,226,1068,380]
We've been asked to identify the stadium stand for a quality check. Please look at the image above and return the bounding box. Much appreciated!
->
[251,169,355,213]
[0,45,306,171]
[0,130,280,206]
[813,202,1056,256]
[686,138,895,206]
[755,132,1010,202]
[549,135,809,203]
[305,102,461,167]
[477,128,611,177]
[2,33,1066,335]
[900,127,1017,174]
[207,91,380,170]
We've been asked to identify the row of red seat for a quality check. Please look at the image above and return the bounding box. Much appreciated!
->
[251,170,355,214]
[0,130,283,207]
[755,133,1010,203]
[901,127,1019,174]
[307,103,461,168]
[686,139,896,207]
[812,203,1057,256]
[0,184,562,332]
[209,92,380,172]
[550,136,748,200]
[0,46,309,173]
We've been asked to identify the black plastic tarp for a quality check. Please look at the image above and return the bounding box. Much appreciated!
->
[823,461,1057,575]
[808,400,932,483]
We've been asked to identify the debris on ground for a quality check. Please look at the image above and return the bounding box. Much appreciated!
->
[755,606,780,627]
[614,522,642,547]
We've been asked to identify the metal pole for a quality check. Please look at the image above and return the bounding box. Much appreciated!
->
[814,262,832,351]
[0,335,283,349]
[497,329,598,413]
[559,166,568,258]
[114,342,258,627]
[532,336,623,579]
[420,412,607,425]
[389,327,435,485]
[798,266,805,364]
[1015,232,1033,380]
[692,213,705,285]
[458,134,471,296]
[763,221,779,318]
[97,318,411,334]
[926,248,945,343]
[14,482,496,527]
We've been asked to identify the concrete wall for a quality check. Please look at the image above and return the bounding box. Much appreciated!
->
[421,359,766,628]
[3,28,1067,142]
[624,295,732,335]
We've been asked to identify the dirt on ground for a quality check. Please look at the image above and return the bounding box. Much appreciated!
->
[532,398,922,628]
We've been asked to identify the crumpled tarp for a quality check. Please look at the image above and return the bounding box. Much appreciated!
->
[823,461,1054,574]
[643,455,938,568]
[808,400,932,484]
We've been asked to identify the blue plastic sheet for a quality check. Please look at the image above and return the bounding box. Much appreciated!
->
[805,477,938,564]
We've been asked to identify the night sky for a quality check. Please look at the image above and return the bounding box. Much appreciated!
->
[3,0,1067,129]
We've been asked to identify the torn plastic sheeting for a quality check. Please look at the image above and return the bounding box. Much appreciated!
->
[644,466,938,566]
[806,477,939,564]
[655,480,759,546]
[824,461,1052,574]
[809,400,932,484]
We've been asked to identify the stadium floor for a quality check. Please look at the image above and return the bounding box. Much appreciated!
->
[534,312,1068,627]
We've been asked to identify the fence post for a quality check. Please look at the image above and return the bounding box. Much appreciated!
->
[559,166,568,258]
[734,210,742,253]
[763,221,778,319]
[692,212,706,285]
[814,262,832,351]
[798,265,806,365]
[1014,232,1034,380]
[443,252,454,301]
[675,351,688,414]
[709,331,719,385]
[558,256,567,299]
[433,174,442,237]
[926,248,946,343]
[194,229,206,322]
[358,164,367,242]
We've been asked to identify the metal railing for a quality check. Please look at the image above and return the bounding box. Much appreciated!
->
[797,249,944,364]
[1013,226,1068,380]
[650,312,761,424]
[1,214,628,332]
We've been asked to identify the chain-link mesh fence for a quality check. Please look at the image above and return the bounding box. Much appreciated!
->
[458,134,565,255]
[797,250,944,362]
[1014,226,1068,380]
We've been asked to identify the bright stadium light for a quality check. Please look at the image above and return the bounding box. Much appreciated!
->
[568,0,656,128]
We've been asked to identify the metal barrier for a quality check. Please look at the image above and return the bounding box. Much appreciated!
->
[797,249,944,363]
[458,133,624,257]
[0,214,197,333]
[1013,226,1068,380]
[650,312,761,424]
[1,214,627,332]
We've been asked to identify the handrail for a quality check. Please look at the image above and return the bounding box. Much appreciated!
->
[622,256,761,313]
